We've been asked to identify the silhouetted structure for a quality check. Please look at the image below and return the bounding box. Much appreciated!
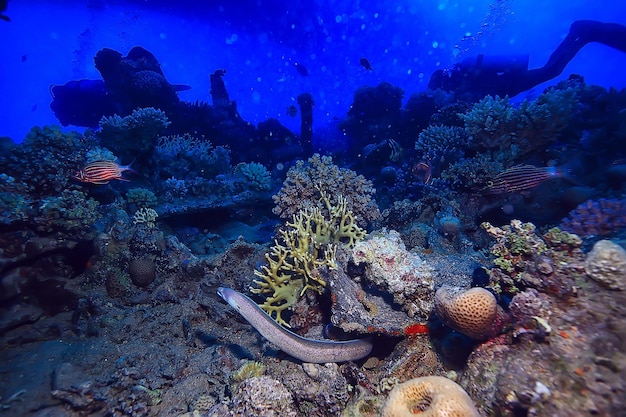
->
[428,20,626,100]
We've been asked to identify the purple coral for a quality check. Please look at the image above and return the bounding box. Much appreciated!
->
[559,198,626,237]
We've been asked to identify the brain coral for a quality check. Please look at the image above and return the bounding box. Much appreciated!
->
[128,258,156,287]
[272,153,379,227]
[435,285,500,340]
[381,376,480,417]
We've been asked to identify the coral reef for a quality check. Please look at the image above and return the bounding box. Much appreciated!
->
[266,360,351,416]
[352,229,434,320]
[515,86,579,148]
[339,82,405,148]
[434,286,502,340]
[414,125,467,165]
[439,152,503,191]
[234,162,272,191]
[507,288,552,323]
[155,133,214,157]
[272,154,380,227]
[252,192,366,326]
[584,239,626,290]
[125,188,158,209]
[229,376,298,417]
[34,189,100,238]
[0,176,30,225]
[128,257,157,287]
[460,95,521,151]
[84,146,116,164]
[5,40,626,417]
[229,360,266,391]
[434,209,462,239]
[327,255,426,336]
[559,198,626,237]
[460,86,578,152]
[481,220,583,298]
[153,133,231,180]
[1,126,87,197]
[132,207,159,228]
[381,376,480,417]
[461,271,626,416]
[98,107,171,157]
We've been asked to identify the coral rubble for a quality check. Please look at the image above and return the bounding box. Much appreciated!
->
[352,229,434,320]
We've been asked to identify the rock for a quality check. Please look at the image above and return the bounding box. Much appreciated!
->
[585,240,626,290]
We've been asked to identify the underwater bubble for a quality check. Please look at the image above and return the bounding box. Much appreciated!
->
[501,203,515,215]
[225,34,238,44]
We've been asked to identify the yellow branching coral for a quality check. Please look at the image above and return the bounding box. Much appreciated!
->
[251,191,366,326]
[133,207,158,228]
[229,360,266,392]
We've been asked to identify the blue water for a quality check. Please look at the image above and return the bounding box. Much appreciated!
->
[2,0,625,143]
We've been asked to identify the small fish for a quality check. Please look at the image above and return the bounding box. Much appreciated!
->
[359,58,373,70]
[483,164,563,194]
[0,0,9,22]
[607,159,626,180]
[411,160,432,185]
[171,84,191,92]
[286,104,298,117]
[21,55,27,62]
[294,62,309,76]
[72,160,136,185]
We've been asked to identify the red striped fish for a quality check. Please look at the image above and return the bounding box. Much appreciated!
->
[72,160,136,185]
[483,164,563,194]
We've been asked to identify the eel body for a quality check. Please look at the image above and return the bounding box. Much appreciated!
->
[217,287,373,363]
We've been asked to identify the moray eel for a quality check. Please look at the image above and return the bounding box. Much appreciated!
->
[217,287,373,363]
